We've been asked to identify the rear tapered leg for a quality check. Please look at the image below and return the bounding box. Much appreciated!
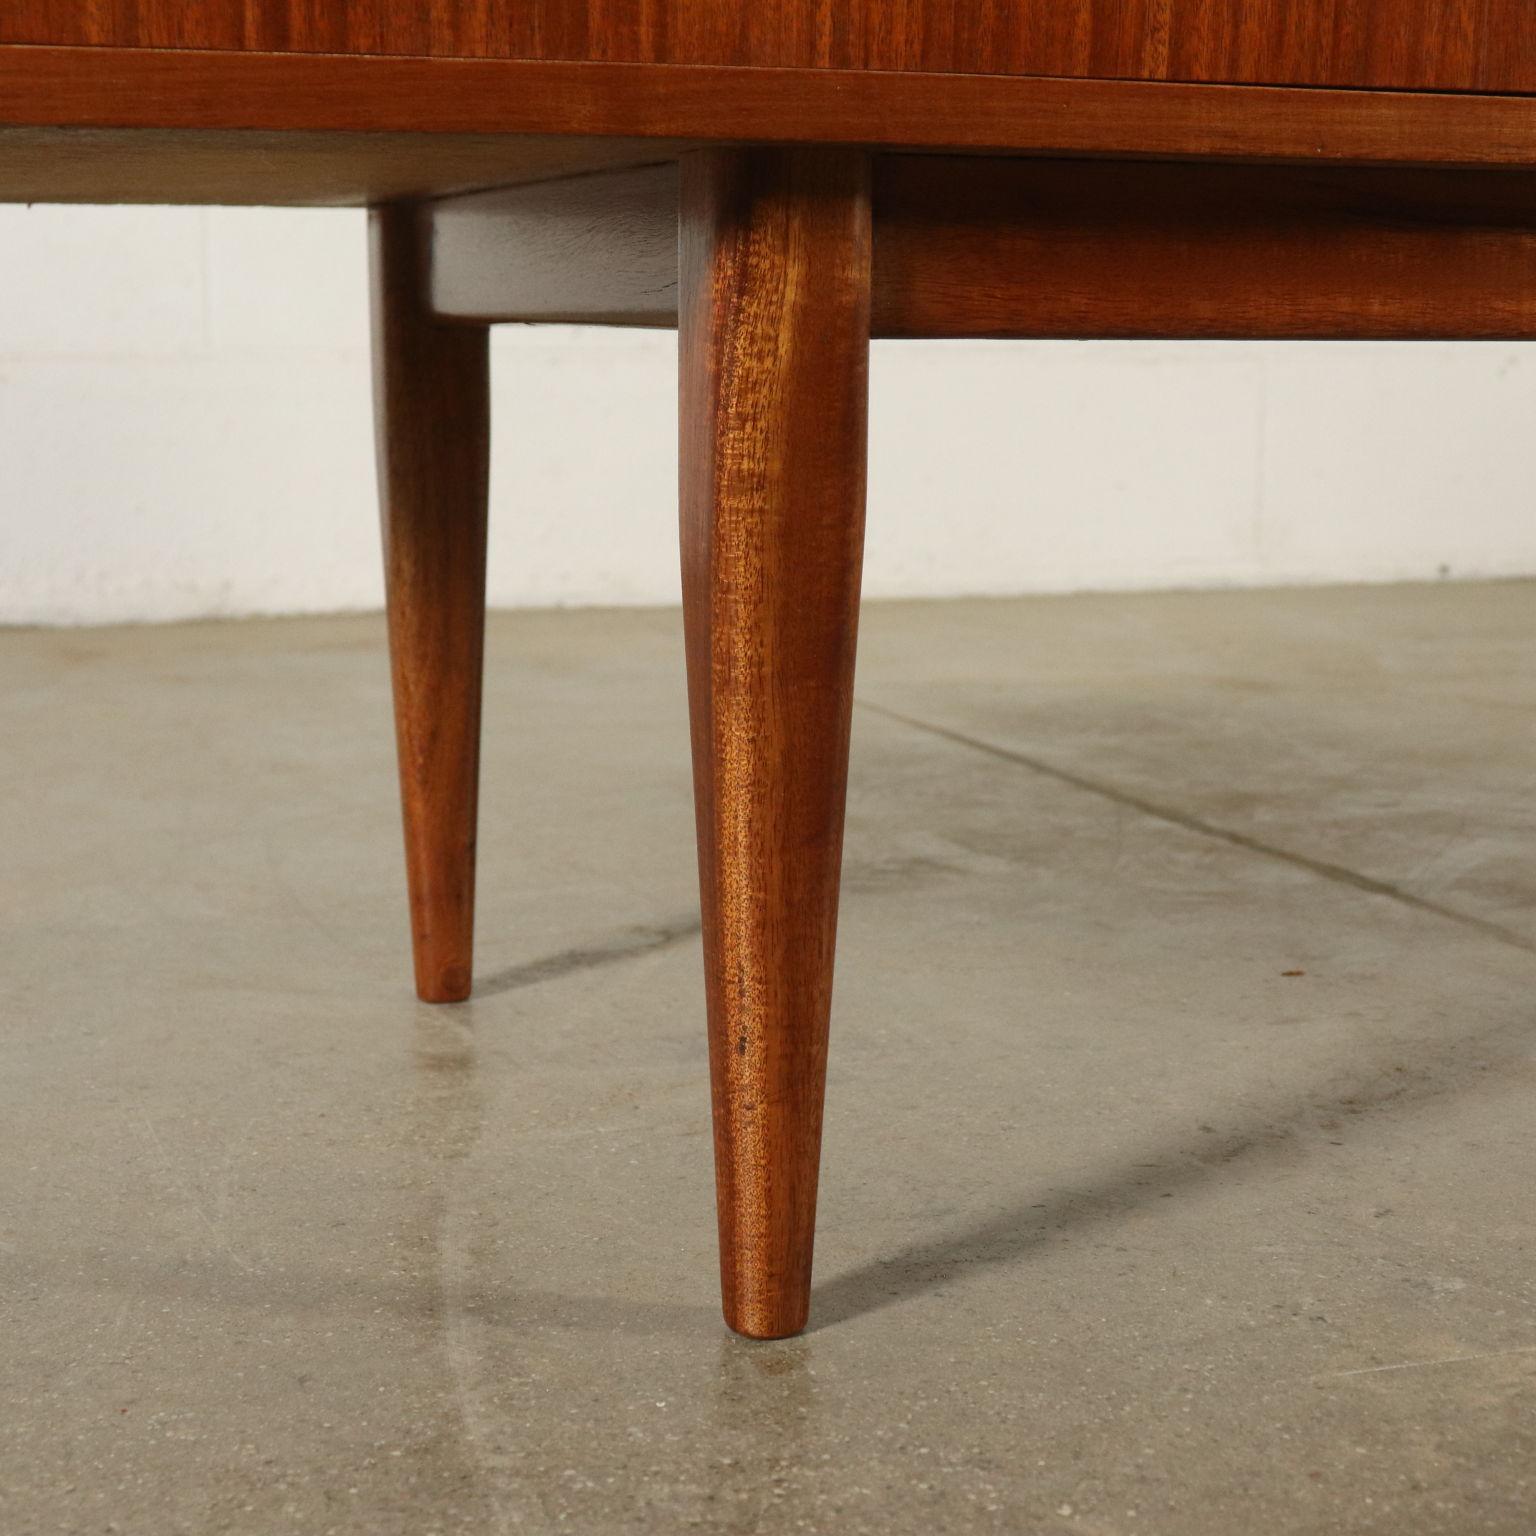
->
[679,149,872,1339]
[370,205,491,1003]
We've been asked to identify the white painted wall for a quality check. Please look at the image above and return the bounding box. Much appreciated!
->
[3,204,1535,626]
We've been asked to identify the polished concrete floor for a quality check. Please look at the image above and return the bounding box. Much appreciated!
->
[3,583,1535,1535]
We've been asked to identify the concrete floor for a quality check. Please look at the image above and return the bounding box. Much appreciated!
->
[2,582,1534,1535]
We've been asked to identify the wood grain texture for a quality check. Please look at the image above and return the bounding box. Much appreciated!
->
[422,156,1536,340]
[11,47,1536,181]
[871,156,1536,338]
[679,148,871,1339]
[371,204,491,1005]
[5,0,1536,93]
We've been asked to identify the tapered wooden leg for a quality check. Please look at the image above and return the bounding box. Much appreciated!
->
[370,204,491,1004]
[679,149,872,1339]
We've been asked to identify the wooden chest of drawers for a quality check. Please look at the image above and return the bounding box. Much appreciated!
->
[5,2,1532,1339]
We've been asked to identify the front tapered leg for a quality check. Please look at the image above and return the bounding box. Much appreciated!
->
[370,205,491,1003]
[679,149,872,1339]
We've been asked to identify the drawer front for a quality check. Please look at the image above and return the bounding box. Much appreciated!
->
[2,1,1532,95]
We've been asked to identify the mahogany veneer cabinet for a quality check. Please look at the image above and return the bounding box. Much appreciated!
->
[9,6,1536,1341]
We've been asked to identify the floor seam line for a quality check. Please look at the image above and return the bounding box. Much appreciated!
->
[856,697,1536,959]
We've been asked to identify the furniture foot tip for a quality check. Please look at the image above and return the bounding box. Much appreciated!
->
[723,1296,811,1341]
[415,964,472,1005]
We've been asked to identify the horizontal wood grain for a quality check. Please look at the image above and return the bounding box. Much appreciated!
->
[871,156,1536,339]
[4,0,1536,94]
[420,156,1536,341]
[7,46,1536,199]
